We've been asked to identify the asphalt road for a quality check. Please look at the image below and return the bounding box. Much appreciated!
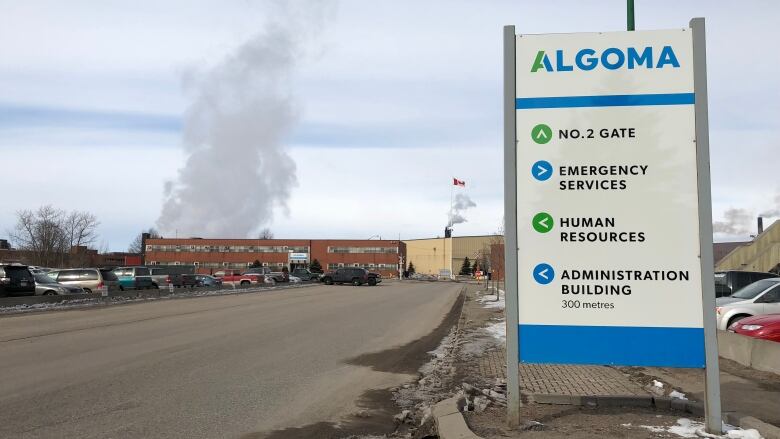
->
[0,281,462,439]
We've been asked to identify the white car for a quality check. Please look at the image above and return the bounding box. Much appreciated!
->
[715,278,780,330]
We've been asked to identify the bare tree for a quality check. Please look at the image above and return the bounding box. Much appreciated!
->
[128,228,160,253]
[9,205,70,267]
[258,228,274,240]
[63,211,100,266]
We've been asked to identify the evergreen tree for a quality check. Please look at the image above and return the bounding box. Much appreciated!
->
[309,259,323,273]
[250,259,261,268]
[459,257,472,275]
[407,261,416,274]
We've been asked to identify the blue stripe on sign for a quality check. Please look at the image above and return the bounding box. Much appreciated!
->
[515,93,695,109]
[518,324,705,368]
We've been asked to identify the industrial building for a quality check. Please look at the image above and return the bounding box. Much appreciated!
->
[143,234,505,279]
[143,238,403,278]
[716,218,780,273]
[403,234,503,276]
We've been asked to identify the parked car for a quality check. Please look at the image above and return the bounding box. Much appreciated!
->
[729,314,780,342]
[47,268,121,294]
[0,263,35,297]
[113,266,155,290]
[289,276,301,283]
[292,268,320,281]
[181,274,198,288]
[716,278,780,330]
[149,267,184,288]
[714,270,779,298]
[320,268,379,286]
[34,273,83,296]
[195,275,222,287]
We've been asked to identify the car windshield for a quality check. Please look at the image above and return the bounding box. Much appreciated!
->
[732,279,779,300]
[34,273,56,284]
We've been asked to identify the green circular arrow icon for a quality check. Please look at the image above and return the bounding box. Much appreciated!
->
[531,124,552,145]
[532,212,554,233]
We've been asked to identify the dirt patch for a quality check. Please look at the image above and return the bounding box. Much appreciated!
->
[465,404,704,439]
[247,390,398,439]
[720,358,780,392]
[345,291,465,374]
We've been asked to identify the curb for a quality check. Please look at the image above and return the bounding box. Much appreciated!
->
[433,396,482,439]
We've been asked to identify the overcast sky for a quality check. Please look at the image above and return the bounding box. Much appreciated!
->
[1,0,778,251]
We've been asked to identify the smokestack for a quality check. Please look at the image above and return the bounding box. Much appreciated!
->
[758,217,764,235]
[444,226,452,238]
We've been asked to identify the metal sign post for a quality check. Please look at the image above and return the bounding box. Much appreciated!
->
[503,18,721,433]
[503,24,521,427]
[691,17,722,433]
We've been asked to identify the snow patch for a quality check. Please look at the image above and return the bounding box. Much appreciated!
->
[653,380,664,388]
[669,390,688,400]
[477,294,505,310]
[632,419,763,439]
[484,321,506,341]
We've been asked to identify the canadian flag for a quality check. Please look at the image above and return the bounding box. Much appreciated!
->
[453,178,465,187]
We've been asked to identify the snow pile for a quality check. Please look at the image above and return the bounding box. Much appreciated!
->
[632,419,763,439]
[669,390,688,400]
[653,380,664,389]
[484,321,506,341]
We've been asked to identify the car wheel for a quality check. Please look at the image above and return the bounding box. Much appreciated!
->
[152,283,159,289]
[44,290,58,296]
[83,288,92,294]
[323,277,333,285]
[240,280,250,286]
[728,315,751,329]
[368,278,377,286]
[352,278,362,286]
[119,286,124,291]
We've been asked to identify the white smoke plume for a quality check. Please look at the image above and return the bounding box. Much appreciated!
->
[759,193,780,218]
[157,2,332,237]
[449,193,476,225]
[712,208,753,235]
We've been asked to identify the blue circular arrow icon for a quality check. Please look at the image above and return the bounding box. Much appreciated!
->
[533,263,555,285]
[531,160,553,181]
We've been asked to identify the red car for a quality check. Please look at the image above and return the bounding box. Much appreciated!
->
[730,314,780,342]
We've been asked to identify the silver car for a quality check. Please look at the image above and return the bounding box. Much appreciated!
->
[715,278,780,330]
[34,273,84,296]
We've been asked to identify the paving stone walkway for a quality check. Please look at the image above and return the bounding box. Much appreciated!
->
[518,363,644,396]
[465,284,646,398]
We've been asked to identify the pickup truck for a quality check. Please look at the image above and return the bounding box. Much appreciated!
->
[321,268,381,286]
[214,270,273,286]
[245,267,289,283]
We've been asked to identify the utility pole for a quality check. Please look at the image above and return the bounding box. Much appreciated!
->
[627,0,635,31]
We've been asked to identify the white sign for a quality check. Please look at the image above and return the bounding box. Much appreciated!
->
[515,29,704,367]
[289,253,308,260]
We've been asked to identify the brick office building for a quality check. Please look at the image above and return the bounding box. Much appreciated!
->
[143,238,403,278]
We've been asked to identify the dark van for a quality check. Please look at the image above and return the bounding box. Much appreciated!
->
[0,263,36,297]
[714,270,779,298]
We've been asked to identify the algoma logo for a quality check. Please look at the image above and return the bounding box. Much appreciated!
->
[531,46,680,72]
